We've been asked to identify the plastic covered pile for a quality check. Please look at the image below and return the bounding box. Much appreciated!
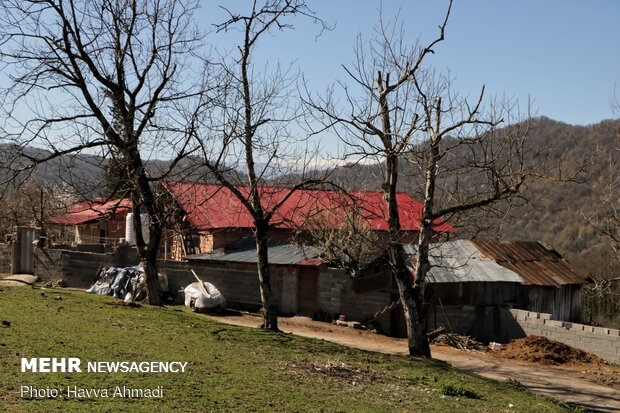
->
[86,265,168,302]
[184,281,226,312]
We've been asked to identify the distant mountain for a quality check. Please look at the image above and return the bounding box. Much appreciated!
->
[0,147,221,198]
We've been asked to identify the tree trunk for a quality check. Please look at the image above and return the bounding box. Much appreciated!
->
[377,66,432,356]
[384,152,432,357]
[409,126,443,357]
[255,221,278,331]
[142,253,161,306]
[128,144,163,306]
[133,205,162,306]
[143,219,163,306]
[391,256,430,356]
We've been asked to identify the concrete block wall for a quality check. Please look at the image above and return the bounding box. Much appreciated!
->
[157,260,191,291]
[34,248,65,282]
[163,260,262,309]
[317,268,347,316]
[170,260,300,313]
[49,248,296,313]
[60,250,116,288]
[339,282,392,328]
[510,309,620,364]
[39,245,140,288]
[280,270,298,314]
[428,306,478,334]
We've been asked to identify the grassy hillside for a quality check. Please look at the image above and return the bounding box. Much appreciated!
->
[0,286,572,412]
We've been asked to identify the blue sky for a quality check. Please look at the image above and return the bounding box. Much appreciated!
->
[199,0,620,125]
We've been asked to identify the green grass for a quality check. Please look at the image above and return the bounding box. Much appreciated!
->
[0,286,572,412]
[438,381,482,399]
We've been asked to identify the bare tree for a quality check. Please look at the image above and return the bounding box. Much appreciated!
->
[294,197,381,277]
[586,155,620,264]
[580,99,620,325]
[0,0,205,304]
[588,98,620,262]
[192,0,328,330]
[0,178,72,240]
[305,2,559,356]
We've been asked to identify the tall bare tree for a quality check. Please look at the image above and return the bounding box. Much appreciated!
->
[305,2,559,356]
[193,0,328,330]
[0,0,204,304]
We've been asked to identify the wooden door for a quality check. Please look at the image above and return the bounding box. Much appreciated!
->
[298,267,318,314]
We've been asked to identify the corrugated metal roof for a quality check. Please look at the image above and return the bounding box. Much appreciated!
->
[405,240,524,284]
[472,240,590,286]
[163,181,455,233]
[187,241,322,266]
[404,240,589,286]
[49,198,131,225]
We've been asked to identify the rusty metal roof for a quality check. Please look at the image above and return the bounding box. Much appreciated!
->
[404,240,589,287]
[404,240,524,284]
[471,240,590,287]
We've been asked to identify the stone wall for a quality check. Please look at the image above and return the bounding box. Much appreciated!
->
[509,309,620,364]
[0,243,11,273]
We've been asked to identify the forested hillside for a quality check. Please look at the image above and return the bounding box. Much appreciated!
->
[322,117,620,279]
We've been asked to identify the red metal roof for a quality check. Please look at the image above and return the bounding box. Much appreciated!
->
[471,240,590,286]
[48,198,132,225]
[163,182,455,233]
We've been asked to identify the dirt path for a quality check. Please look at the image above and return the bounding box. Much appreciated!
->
[203,313,620,413]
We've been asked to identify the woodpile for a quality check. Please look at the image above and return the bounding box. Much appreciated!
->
[431,333,488,352]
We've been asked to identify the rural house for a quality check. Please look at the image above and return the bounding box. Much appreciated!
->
[45,189,589,343]
[46,182,454,258]
[162,181,455,260]
[48,198,132,248]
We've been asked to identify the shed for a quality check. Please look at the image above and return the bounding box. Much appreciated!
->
[351,240,590,340]
[179,237,589,343]
[470,240,590,322]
